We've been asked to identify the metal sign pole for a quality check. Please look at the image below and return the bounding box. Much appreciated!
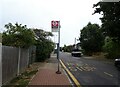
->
[56,21,61,74]
[0,43,2,86]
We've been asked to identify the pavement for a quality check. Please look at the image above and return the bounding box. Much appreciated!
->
[28,53,72,86]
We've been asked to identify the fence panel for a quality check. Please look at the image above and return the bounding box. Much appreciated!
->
[2,46,19,84]
[2,45,36,85]
[29,46,36,64]
[19,48,29,73]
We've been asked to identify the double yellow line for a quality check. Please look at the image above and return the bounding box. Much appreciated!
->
[60,59,82,87]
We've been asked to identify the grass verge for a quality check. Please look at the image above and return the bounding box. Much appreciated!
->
[2,63,41,87]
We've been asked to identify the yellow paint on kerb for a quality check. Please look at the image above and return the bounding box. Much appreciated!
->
[60,59,82,87]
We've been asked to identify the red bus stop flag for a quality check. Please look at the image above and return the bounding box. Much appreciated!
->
[51,21,60,32]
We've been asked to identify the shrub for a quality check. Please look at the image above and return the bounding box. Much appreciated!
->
[103,37,120,59]
[35,40,54,62]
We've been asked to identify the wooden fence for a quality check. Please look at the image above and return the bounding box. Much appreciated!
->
[2,45,36,85]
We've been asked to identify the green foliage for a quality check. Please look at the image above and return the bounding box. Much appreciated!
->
[33,29,54,62]
[103,37,120,59]
[18,79,29,86]
[80,22,104,55]
[93,2,120,42]
[93,2,120,58]
[35,40,54,61]
[62,44,73,52]
[0,33,2,43]
[33,29,53,41]
[7,69,38,86]
[62,45,67,52]
[2,23,54,61]
[2,23,35,48]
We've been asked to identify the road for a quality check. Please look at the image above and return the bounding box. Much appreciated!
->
[60,52,120,87]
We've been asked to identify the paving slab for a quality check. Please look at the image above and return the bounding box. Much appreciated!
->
[28,54,71,86]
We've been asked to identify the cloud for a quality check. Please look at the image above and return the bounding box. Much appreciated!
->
[1,0,101,46]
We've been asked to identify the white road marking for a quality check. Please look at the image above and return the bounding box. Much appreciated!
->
[104,72,113,77]
[76,67,83,71]
[80,66,87,71]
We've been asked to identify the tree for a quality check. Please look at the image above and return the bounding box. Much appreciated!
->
[103,37,120,59]
[2,23,35,48]
[33,29,53,41]
[0,33,2,43]
[93,2,120,58]
[93,2,120,42]
[80,22,104,55]
[62,44,73,52]
[33,29,54,61]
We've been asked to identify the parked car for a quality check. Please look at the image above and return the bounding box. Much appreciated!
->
[71,49,82,57]
[115,58,120,67]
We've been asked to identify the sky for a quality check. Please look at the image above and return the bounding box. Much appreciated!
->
[0,0,102,47]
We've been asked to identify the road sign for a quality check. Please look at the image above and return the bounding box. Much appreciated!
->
[51,20,61,74]
[51,21,60,32]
